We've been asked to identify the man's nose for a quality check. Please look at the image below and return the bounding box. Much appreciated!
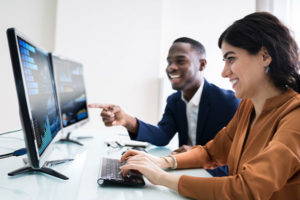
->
[166,62,178,72]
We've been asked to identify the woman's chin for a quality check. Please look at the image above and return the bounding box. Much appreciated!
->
[234,91,242,99]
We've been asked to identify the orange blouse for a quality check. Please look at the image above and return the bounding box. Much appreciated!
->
[175,89,300,200]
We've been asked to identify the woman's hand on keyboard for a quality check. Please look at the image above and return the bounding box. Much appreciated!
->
[120,150,181,190]
[120,149,166,169]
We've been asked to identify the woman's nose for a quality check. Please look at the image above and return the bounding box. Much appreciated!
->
[221,64,231,78]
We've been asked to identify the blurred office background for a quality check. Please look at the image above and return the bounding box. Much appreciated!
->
[0,0,299,132]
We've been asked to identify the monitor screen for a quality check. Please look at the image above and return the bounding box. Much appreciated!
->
[7,28,61,168]
[50,54,88,132]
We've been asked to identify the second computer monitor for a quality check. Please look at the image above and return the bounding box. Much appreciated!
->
[50,54,89,135]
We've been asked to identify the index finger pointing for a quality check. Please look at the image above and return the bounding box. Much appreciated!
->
[88,103,111,109]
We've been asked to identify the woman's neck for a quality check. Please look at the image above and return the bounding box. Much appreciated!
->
[251,84,282,118]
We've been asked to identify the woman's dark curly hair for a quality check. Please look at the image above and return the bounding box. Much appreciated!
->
[218,12,300,93]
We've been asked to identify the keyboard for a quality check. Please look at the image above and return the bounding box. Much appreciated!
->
[97,157,145,186]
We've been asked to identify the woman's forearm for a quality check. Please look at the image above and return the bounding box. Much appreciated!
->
[158,172,181,191]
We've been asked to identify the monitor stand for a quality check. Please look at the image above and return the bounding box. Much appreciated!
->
[8,158,73,180]
[59,132,93,146]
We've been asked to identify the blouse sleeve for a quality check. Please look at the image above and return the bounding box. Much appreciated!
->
[174,99,245,169]
[177,107,300,200]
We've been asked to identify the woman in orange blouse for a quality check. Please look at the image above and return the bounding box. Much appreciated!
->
[120,12,300,200]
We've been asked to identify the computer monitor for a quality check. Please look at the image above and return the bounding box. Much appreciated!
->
[50,54,89,145]
[7,28,70,179]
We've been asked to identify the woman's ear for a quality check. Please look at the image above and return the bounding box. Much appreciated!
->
[261,47,272,66]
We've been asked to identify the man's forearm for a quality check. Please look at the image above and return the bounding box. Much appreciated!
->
[124,115,138,133]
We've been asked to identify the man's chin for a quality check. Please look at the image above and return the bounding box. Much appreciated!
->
[171,84,183,91]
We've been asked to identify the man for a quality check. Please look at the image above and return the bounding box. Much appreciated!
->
[89,37,240,176]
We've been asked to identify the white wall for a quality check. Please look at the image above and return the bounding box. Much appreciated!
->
[55,0,163,128]
[0,0,57,132]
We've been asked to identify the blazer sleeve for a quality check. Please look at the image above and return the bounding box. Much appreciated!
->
[128,95,179,146]
[176,106,300,200]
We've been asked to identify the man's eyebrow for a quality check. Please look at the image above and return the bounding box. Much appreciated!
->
[223,51,235,59]
[167,55,187,60]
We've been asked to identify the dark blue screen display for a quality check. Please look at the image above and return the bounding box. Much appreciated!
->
[18,37,61,155]
[52,56,88,127]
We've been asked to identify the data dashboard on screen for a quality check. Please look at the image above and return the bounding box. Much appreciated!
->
[50,54,88,133]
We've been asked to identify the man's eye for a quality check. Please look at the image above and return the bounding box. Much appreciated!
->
[176,60,186,65]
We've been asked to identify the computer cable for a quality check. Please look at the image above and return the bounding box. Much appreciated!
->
[0,128,22,136]
[0,148,27,159]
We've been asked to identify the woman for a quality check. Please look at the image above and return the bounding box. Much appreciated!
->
[120,12,300,200]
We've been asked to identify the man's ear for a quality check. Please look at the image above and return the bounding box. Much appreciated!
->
[200,59,207,71]
[261,47,272,66]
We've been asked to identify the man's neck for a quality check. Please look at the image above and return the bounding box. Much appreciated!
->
[182,78,203,102]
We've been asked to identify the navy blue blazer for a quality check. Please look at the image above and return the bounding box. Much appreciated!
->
[129,79,240,176]
[130,79,239,145]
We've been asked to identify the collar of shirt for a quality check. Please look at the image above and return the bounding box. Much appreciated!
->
[181,77,204,105]
[181,78,205,145]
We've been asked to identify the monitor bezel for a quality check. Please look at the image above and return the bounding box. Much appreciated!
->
[7,28,62,169]
[49,53,89,136]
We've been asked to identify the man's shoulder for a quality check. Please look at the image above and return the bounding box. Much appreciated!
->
[166,91,182,103]
[205,81,234,97]
[204,81,239,105]
[168,91,181,98]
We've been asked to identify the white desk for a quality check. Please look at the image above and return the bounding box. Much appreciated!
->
[0,127,212,200]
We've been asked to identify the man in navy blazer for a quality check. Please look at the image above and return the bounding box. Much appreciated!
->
[131,79,238,147]
[89,37,240,177]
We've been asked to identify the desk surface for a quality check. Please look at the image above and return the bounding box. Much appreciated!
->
[0,126,212,200]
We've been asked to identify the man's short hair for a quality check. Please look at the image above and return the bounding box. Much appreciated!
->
[173,37,206,57]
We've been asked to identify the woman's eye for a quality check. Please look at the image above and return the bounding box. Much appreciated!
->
[227,57,235,64]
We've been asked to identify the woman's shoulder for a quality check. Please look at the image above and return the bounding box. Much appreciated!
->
[279,89,300,112]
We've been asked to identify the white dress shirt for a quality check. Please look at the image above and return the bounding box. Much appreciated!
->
[181,78,204,146]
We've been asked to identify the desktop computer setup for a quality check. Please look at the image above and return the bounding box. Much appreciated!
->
[7,28,70,180]
[6,28,145,186]
[6,28,89,180]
